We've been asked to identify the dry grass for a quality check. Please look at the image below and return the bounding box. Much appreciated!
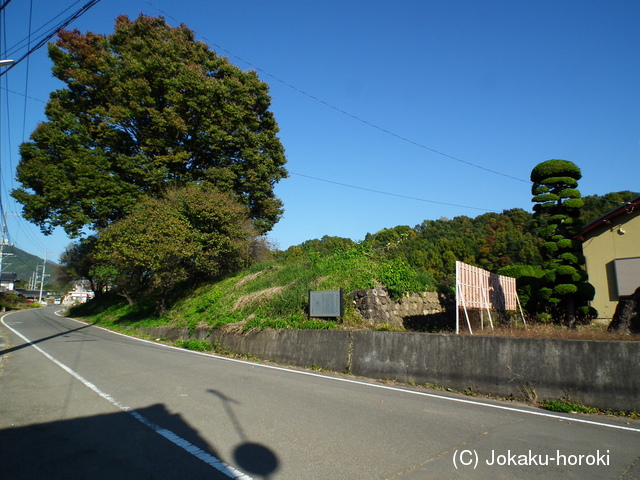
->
[234,270,266,288]
[470,322,639,341]
[231,286,286,311]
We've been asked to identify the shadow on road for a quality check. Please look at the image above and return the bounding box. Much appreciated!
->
[208,389,280,479]
[0,403,247,480]
[0,323,94,356]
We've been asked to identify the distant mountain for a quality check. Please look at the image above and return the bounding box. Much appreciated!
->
[1,245,67,292]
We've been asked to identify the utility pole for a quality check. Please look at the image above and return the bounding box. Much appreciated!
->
[0,59,15,275]
[0,212,15,274]
[0,212,7,273]
[38,253,50,304]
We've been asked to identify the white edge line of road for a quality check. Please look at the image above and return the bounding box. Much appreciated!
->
[1,310,253,480]
[48,310,640,435]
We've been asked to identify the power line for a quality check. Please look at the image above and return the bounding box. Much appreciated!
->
[0,0,13,13]
[291,172,497,212]
[0,0,103,258]
[21,0,33,141]
[0,86,46,104]
[0,31,502,219]
[144,0,528,184]
[0,3,514,250]
[0,0,103,77]
[4,0,86,57]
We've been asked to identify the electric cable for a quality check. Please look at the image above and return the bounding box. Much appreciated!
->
[3,0,85,57]
[21,0,33,141]
[0,0,13,13]
[0,0,103,77]
[143,0,528,184]
[0,0,102,258]
[290,172,496,212]
[0,43,502,222]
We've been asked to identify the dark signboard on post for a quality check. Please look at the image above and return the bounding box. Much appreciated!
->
[309,289,343,318]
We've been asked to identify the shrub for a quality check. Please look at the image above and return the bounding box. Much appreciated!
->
[537,312,552,323]
[556,238,573,249]
[174,339,213,351]
[555,265,577,276]
[376,259,433,300]
[563,198,585,209]
[553,284,578,296]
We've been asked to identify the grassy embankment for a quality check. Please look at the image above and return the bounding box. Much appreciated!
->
[68,244,435,334]
[67,240,639,342]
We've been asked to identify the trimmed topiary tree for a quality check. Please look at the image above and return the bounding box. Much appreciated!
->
[530,159,596,326]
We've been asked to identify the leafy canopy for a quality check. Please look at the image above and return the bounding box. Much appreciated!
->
[91,184,254,313]
[12,15,287,237]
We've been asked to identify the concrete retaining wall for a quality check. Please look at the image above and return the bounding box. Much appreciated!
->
[350,332,640,411]
[213,329,351,372]
[137,327,640,411]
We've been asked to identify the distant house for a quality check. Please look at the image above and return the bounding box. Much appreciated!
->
[63,280,94,305]
[13,289,46,301]
[578,195,640,319]
[0,272,18,291]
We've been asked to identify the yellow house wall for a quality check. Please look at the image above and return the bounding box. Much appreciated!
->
[581,209,640,319]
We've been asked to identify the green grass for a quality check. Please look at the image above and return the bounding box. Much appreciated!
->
[174,339,213,351]
[540,399,599,414]
[68,243,437,333]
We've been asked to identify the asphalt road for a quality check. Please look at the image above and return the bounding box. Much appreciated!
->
[1,306,639,479]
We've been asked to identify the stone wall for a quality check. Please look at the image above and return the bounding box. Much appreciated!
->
[351,288,453,327]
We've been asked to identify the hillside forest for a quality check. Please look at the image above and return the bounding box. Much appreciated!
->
[274,190,638,324]
[65,190,637,333]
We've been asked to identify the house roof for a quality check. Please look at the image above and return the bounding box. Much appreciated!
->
[14,288,48,298]
[578,195,640,240]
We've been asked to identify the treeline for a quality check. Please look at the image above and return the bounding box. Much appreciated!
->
[280,190,638,290]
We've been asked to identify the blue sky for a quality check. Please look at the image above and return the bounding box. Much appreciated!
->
[1,1,639,263]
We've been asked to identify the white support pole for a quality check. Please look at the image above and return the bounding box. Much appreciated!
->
[458,287,473,335]
[515,292,527,328]
[481,286,494,330]
[455,261,460,334]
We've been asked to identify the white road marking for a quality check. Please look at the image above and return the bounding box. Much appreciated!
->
[1,312,253,480]
[54,310,640,434]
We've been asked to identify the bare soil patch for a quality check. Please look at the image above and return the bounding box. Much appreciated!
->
[472,323,640,341]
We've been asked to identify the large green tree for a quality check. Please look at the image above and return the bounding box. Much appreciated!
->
[91,184,254,313]
[12,14,287,236]
[530,159,594,325]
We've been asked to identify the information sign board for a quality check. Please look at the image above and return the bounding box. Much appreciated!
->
[309,289,343,318]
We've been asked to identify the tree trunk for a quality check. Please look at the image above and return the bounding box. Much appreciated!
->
[117,291,135,306]
[608,287,640,334]
[564,296,576,329]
